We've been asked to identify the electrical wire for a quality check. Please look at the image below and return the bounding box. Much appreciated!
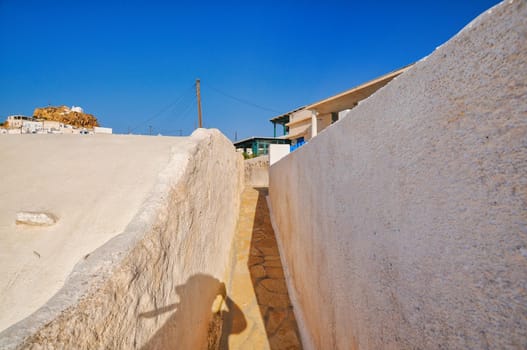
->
[206,83,280,114]
[129,83,195,133]
[129,81,278,136]
[154,91,198,136]
[161,104,197,136]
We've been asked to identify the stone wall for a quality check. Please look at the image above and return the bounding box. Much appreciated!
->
[0,129,244,349]
[269,1,527,349]
[244,155,269,188]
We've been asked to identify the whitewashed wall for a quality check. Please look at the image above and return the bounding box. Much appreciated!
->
[269,1,527,348]
[0,129,244,349]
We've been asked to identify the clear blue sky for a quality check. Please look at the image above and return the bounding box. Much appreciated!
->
[0,0,498,140]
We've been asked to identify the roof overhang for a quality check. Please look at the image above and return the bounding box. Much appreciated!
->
[233,136,291,147]
[269,106,306,124]
[306,64,414,115]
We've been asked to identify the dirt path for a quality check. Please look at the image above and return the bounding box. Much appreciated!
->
[221,187,302,349]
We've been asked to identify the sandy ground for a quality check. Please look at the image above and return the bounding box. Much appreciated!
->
[0,134,191,332]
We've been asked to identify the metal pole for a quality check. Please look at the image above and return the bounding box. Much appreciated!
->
[196,79,203,128]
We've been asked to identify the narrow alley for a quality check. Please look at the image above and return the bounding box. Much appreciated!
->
[221,187,302,349]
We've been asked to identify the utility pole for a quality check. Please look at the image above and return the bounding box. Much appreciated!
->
[196,79,202,128]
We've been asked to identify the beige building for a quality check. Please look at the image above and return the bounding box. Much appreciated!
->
[6,115,32,129]
[284,109,313,143]
[270,64,413,147]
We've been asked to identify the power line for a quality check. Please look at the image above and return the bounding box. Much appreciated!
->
[171,95,195,119]
[129,84,195,133]
[163,128,184,136]
[206,83,280,114]
[162,104,196,136]
[157,94,198,136]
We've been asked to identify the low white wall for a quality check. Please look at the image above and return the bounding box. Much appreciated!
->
[93,126,112,134]
[0,129,244,349]
[269,1,527,349]
[269,144,290,166]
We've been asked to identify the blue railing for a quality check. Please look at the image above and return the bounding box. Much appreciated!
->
[290,138,306,152]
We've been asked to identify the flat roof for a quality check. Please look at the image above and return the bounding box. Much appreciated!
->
[233,136,291,147]
[306,64,414,114]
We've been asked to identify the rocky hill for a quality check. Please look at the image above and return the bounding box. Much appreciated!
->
[33,106,99,128]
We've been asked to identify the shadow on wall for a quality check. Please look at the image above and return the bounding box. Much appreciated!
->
[139,274,246,350]
[248,188,303,349]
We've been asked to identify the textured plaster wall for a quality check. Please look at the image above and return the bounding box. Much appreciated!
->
[0,134,191,330]
[244,155,269,187]
[0,129,244,349]
[269,1,527,349]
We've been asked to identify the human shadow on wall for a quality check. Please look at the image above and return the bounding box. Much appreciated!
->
[248,187,303,349]
[139,273,246,350]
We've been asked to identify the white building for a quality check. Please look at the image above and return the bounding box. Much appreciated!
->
[93,126,112,134]
[71,106,84,113]
[42,120,64,133]
[22,120,43,134]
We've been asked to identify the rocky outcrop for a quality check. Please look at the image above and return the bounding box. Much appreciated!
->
[33,106,99,128]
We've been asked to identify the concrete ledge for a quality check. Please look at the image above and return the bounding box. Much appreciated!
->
[0,129,244,349]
